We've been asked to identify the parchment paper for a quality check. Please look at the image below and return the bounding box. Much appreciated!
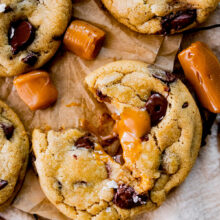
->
[1,1,219,220]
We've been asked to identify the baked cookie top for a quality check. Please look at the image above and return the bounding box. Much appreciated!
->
[0,0,72,76]
[33,61,202,219]
[0,100,29,209]
[101,0,218,34]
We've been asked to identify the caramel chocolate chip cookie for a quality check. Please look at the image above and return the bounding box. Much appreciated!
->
[101,0,218,34]
[0,100,29,210]
[0,0,72,76]
[32,61,202,219]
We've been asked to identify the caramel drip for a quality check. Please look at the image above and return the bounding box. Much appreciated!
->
[114,108,151,168]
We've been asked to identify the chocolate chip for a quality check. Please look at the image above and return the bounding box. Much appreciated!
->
[1,5,12,13]
[101,134,118,147]
[171,10,197,31]
[148,65,176,84]
[0,123,14,139]
[141,134,149,142]
[182,102,189,108]
[160,9,197,34]
[145,93,168,126]
[4,6,12,13]
[96,90,109,102]
[112,144,125,165]
[164,86,171,92]
[9,21,35,54]
[152,71,176,83]
[73,154,78,160]
[22,52,39,66]
[113,184,147,209]
[57,180,62,190]
[0,180,8,190]
[0,4,12,13]
[113,154,125,165]
[75,135,94,150]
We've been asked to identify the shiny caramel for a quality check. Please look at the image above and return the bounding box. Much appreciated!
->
[14,71,58,111]
[63,20,106,60]
[178,41,220,113]
[114,108,151,168]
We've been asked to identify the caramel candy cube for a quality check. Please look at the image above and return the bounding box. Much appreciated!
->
[14,71,58,110]
[178,41,220,113]
[63,20,106,60]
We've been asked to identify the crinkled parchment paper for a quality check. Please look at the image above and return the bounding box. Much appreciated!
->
[1,1,219,220]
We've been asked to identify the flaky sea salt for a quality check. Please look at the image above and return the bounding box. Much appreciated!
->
[106,180,118,189]
[106,207,111,213]
[133,195,139,203]
[0,4,6,13]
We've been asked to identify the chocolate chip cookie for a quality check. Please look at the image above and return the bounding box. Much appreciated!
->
[101,0,218,34]
[32,61,202,219]
[0,0,72,76]
[0,100,29,210]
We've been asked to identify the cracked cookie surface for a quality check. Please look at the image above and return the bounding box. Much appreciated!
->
[0,0,72,76]
[101,0,218,34]
[0,100,29,210]
[33,60,202,219]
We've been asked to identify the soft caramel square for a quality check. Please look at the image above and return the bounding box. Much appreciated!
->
[14,71,58,110]
[179,41,220,113]
[63,20,106,60]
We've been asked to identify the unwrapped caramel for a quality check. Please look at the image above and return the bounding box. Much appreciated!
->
[63,20,106,60]
[14,71,58,111]
[178,41,220,113]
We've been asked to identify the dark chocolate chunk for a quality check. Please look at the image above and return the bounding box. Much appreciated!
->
[148,65,176,84]
[113,184,147,209]
[153,71,176,83]
[0,180,8,190]
[113,154,125,165]
[3,5,12,13]
[96,90,109,102]
[0,123,14,139]
[160,9,197,34]
[164,86,171,92]
[112,144,125,165]
[145,93,168,126]
[75,135,94,150]
[22,52,39,66]
[57,180,62,190]
[182,102,189,108]
[141,134,149,142]
[101,134,118,147]
[8,20,35,54]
